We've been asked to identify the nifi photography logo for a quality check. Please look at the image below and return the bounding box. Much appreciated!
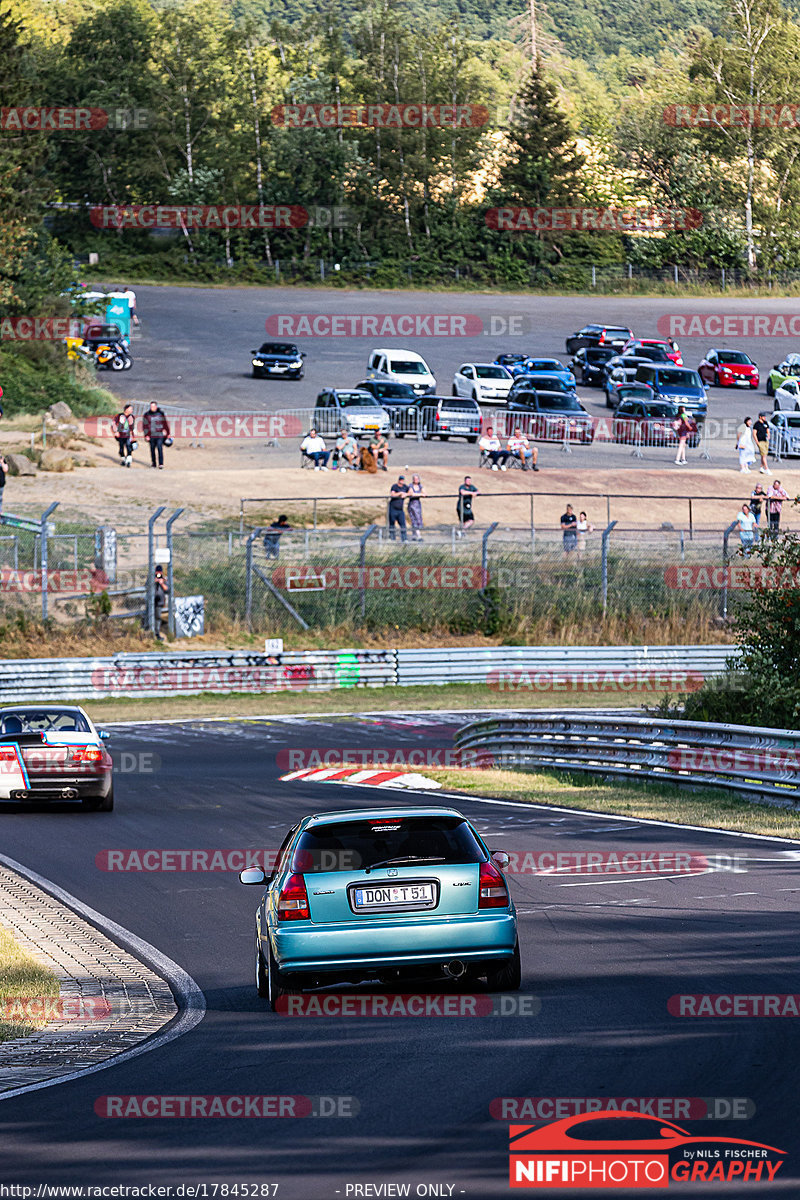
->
[508,1110,785,1188]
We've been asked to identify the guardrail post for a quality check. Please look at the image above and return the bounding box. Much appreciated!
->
[359,524,378,618]
[720,519,738,620]
[40,502,59,621]
[147,506,166,633]
[601,520,618,618]
[165,508,184,638]
[481,521,499,587]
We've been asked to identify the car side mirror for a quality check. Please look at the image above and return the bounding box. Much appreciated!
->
[239,867,266,885]
[251,349,257,354]
[491,850,510,871]
[98,729,110,740]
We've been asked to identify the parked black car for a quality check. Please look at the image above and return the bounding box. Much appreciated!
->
[565,324,633,355]
[569,346,618,386]
[251,342,306,379]
[505,383,594,443]
[355,379,418,427]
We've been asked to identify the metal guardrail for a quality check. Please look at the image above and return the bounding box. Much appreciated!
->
[395,645,734,687]
[454,713,800,806]
[0,644,732,702]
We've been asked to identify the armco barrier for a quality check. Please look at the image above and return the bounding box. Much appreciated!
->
[0,650,397,701]
[0,645,733,703]
[395,645,734,687]
[454,714,800,806]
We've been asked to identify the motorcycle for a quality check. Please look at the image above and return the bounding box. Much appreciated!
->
[65,335,132,371]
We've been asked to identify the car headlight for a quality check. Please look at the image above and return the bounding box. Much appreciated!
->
[291,360,302,368]
[252,360,261,366]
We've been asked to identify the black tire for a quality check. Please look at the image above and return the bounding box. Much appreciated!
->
[774,399,781,412]
[605,392,613,409]
[466,435,478,443]
[256,935,270,999]
[484,940,521,992]
[267,939,289,1011]
[252,369,262,379]
[397,432,405,439]
[122,358,132,370]
[110,355,126,372]
[84,785,113,812]
[767,377,775,396]
[452,386,458,396]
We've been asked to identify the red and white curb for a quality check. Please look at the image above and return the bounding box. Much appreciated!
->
[280,765,441,791]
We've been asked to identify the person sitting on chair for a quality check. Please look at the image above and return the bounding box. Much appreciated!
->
[300,428,330,470]
[369,431,390,471]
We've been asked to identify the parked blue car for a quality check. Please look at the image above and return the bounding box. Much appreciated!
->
[240,805,520,1009]
[495,354,576,387]
[633,364,707,420]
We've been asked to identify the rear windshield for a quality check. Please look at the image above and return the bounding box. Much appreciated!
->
[441,398,478,411]
[604,327,632,337]
[389,360,429,375]
[291,816,487,872]
[655,369,701,387]
[0,709,91,734]
[538,394,582,411]
[636,346,670,361]
[643,403,677,417]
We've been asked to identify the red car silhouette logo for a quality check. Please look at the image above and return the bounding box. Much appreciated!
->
[510,1110,784,1154]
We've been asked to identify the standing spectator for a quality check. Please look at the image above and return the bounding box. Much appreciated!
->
[123,285,139,327]
[561,503,578,554]
[263,514,292,560]
[767,480,789,534]
[370,431,390,471]
[736,416,756,473]
[152,565,169,640]
[753,412,771,474]
[115,403,136,467]
[408,474,426,541]
[457,476,478,530]
[142,401,171,469]
[0,452,7,514]
[300,428,330,470]
[507,426,538,471]
[735,502,758,553]
[479,426,510,470]
[334,428,358,471]
[576,511,594,555]
[388,475,409,542]
[750,483,766,526]
[672,406,696,465]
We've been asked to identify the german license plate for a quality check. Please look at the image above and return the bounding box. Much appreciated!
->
[353,882,435,910]
[451,425,469,433]
[735,379,750,386]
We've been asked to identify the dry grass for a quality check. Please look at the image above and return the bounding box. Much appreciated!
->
[0,924,60,1042]
[423,766,800,840]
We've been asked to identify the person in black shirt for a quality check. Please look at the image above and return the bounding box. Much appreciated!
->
[753,413,771,474]
[457,477,478,530]
[0,452,7,514]
[263,515,292,559]
[561,504,578,553]
[115,404,136,466]
[388,475,409,541]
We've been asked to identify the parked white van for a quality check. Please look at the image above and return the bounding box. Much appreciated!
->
[367,348,436,395]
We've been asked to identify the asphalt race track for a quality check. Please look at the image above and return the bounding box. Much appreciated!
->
[0,713,798,1196]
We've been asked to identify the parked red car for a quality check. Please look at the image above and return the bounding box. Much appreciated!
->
[698,347,759,388]
[621,337,682,365]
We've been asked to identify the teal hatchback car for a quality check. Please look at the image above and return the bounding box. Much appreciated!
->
[240,805,520,1010]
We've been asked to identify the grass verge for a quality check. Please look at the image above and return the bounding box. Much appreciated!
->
[81,682,652,725]
[0,924,60,1042]
[421,766,800,841]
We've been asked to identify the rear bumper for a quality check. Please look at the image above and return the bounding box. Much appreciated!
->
[4,773,111,803]
[267,911,517,974]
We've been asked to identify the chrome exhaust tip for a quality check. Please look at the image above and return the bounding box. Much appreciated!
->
[443,959,466,979]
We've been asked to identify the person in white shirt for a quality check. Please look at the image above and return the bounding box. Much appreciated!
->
[736,417,756,473]
[479,426,510,470]
[507,426,538,471]
[736,503,758,552]
[300,428,330,470]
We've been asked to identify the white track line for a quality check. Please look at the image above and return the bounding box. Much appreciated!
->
[0,852,206,1100]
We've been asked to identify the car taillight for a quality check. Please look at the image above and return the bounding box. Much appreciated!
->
[71,747,103,763]
[479,861,509,909]
[277,872,310,921]
[598,333,605,344]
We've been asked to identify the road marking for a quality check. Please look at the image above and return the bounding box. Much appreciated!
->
[0,852,206,1101]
